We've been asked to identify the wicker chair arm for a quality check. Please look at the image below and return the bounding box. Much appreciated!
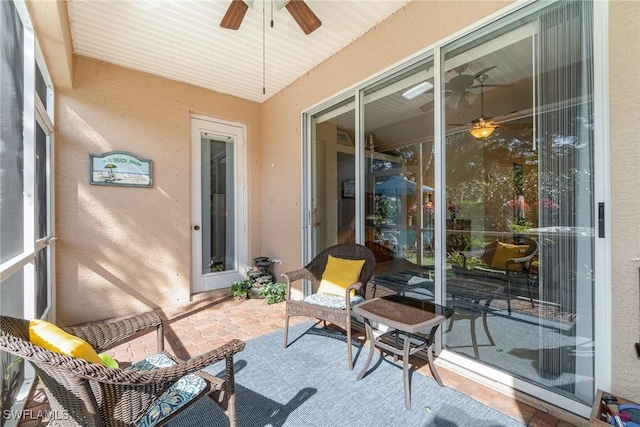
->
[281,267,311,284]
[63,311,164,353]
[282,268,313,300]
[344,282,364,313]
[52,339,246,386]
[461,248,485,259]
[346,282,363,292]
[461,248,486,268]
[506,250,538,269]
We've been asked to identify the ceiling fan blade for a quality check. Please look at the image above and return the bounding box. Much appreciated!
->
[221,0,249,30]
[473,65,497,79]
[498,123,532,129]
[457,96,472,109]
[285,0,322,35]
[419,103,433,113]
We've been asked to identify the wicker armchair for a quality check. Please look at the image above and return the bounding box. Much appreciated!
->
[282,243,376,370]
[0,311,245,427]
[461,236,538,314]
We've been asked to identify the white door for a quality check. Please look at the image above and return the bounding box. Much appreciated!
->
[191,116,247,293]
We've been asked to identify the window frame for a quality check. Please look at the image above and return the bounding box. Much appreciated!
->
[0,0,56,423]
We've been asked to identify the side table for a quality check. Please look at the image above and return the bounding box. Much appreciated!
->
[353,295,454,410]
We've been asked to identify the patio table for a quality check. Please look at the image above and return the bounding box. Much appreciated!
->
[353,295,454,410]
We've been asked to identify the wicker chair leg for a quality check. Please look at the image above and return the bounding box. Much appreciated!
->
[347,326,354,370]
[283,315,290,348]
[526,275,535,308]
[224,354,237,427]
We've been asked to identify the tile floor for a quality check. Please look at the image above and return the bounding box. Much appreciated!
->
[18,289,587,427]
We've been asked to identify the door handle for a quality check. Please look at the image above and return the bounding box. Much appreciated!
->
[193,225,200,231]
[312,208,321,228]
[598,202,604,238]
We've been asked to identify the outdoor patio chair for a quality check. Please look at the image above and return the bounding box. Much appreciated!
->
[461,236,538,314]
[282,243,376,370]
[0,311,245,427]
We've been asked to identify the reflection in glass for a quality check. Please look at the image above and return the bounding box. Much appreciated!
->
[0,0,25,264]
[363,59,435,276]
[441,0,595,405]
[201,135,235,274]
[36,248,48,318]
[0,268,25,415]
[36,124,48,239]
[311,98,356,252]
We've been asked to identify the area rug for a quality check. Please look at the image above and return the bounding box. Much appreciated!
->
[168,321,525,427]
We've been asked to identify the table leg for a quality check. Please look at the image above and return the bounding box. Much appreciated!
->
[356,320,376,381]
[403,333,413,410]
[427,341,443,386]
[394,331,400,362]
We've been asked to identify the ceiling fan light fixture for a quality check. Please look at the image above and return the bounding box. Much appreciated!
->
[469,117,497,139]
[402,81,433,100]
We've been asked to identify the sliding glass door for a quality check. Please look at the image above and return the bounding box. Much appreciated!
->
[303,0,601,414]
[441,0,595,405]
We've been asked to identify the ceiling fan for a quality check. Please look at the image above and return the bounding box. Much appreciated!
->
[417,64,507,113]
[220,0,322,35]
[448,72,530,138]
[445,65,508,109]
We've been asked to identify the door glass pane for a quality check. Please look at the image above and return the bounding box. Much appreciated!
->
[36,123,48,239]
[363,59,435,282]
[442,0,594,405]
[0,0,25,263]
[36,247,48,318]
[311,97,356,253]
[36,64,47,109]
[201,133,235,274]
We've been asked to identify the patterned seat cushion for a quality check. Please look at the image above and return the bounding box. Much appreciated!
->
[304,293,365,309]
[127,353,207,427]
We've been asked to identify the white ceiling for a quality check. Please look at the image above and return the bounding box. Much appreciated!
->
[66,0,411,103]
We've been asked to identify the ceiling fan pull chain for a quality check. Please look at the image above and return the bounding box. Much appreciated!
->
[271,0,275,28]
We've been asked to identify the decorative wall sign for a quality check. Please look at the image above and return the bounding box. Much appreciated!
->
[336,129,353,146]
[89,151,153,187]
[342,179,356,198]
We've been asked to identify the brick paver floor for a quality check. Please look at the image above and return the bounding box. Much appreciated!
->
[17,288,585,426]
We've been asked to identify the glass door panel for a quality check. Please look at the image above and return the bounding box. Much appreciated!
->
[202,136,235,274]
[441,0,595,405]
[310,98,356,256]
[363,59,435,281]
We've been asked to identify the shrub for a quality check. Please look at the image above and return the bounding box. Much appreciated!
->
[257,282,286,304]
[230,279,252,299]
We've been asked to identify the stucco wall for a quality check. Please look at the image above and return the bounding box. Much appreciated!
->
[55,57,261,325]
[609,0,640,401]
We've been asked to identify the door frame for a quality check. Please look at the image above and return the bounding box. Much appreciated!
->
[190,115,248,293]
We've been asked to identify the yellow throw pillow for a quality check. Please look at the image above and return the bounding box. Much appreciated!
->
[29,319,105,365]
[317,255,366,297]
[491,242,530,271]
